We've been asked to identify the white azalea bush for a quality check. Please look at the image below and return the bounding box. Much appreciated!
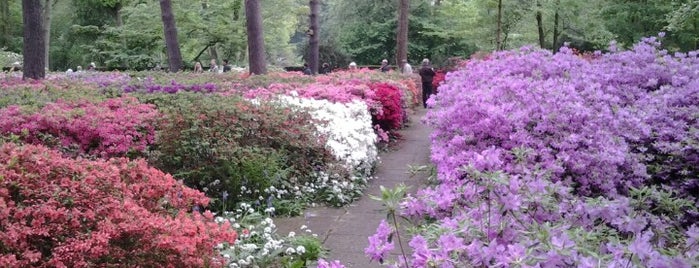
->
[273,94,379,206]
[277,94,378,176]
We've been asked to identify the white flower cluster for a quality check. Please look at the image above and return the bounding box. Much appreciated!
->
[215,206,321,267]
[276,95,378,176]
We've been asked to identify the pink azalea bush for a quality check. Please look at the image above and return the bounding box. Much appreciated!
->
[368,36,699,267]
[241,76,406,140]
[0,143,236,267]
[0,97,159,158]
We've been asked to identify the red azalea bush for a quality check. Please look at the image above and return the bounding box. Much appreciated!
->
[431,70,446,94]
[368,82,404,132]
[0,143,236,267]
[0,97,159,158]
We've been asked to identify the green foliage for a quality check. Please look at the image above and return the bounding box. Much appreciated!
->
[0,83,105,110]
[0,0,24,53]
[18,0,699,71]
[602,0,698,51]
[0,49,22,68]
[140,93,333,211]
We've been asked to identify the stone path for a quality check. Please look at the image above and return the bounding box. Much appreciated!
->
[274,108,432,267]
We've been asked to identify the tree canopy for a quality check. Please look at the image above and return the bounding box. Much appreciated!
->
[5,0,697,71]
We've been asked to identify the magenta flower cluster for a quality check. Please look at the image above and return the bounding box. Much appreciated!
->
[369,36,699,267]
[242,78,406,140]
[0,97,159,158]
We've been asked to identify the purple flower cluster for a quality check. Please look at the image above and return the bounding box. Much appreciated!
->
[372,36,699,267]
[76,72,132,89]
[365,219,395,263]
[124,77,217,94]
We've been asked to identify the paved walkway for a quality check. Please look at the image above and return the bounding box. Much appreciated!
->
[275,108,432,267]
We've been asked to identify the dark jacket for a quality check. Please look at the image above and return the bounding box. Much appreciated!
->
[380,64,390,73]
[419,66,436,83]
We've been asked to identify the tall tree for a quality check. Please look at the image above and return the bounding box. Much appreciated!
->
[308,0,319,74]
[396,0,408,70]
[535,0,545,49]
[245,0,266,74]
[552,0,559,50]
[1,0,10,49]
[41,0,54,70]
[159,0,183,72]
[22,0,45,79]
[496,0,503,50]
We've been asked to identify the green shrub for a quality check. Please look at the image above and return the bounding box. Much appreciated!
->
[141,93,335,210]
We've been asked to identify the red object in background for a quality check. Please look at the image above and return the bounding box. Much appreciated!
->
[432,70,446,94]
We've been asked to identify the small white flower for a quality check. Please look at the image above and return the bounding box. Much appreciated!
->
[288,231,296,237]
[296,246,306,254]
[285,247,296,254]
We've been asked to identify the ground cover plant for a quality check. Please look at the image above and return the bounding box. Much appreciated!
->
[367,36,699,267]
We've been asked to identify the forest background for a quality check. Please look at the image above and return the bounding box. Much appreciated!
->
[1,0,698,71]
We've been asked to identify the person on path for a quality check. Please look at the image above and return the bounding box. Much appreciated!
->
[348,62,358,72]
[209,59,219,73]
[222,59,232,72]
[401,59,413,75]
[418,58,436,108]
[302,63,312,75]
[193,61,203,73]
[379,59,390,73]
[319,62,331,74]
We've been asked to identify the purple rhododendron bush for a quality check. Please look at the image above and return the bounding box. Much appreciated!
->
[0,143,236,267]
[366,37,699,267]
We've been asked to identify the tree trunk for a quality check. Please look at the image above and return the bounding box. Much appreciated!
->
[435,0,441,5]
[233,0,242,20]
[42,0,51,70]
[209,46,218,62]
[0,0,8,48]
[245,0,267,75]
[552,0,560,52]
[22,0,45,79]
[308,0,319,74]
[396,0,409,71]
[496,0,502,51]
[159,0,183,72]
[114,2,123,27]
[535,0,545,49]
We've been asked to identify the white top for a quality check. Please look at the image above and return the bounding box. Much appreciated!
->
[402,63,413,75]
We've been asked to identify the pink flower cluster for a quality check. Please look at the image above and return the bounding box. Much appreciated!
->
[0,143,236,267]
[242,75,406,139]
[0,97,159,158]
